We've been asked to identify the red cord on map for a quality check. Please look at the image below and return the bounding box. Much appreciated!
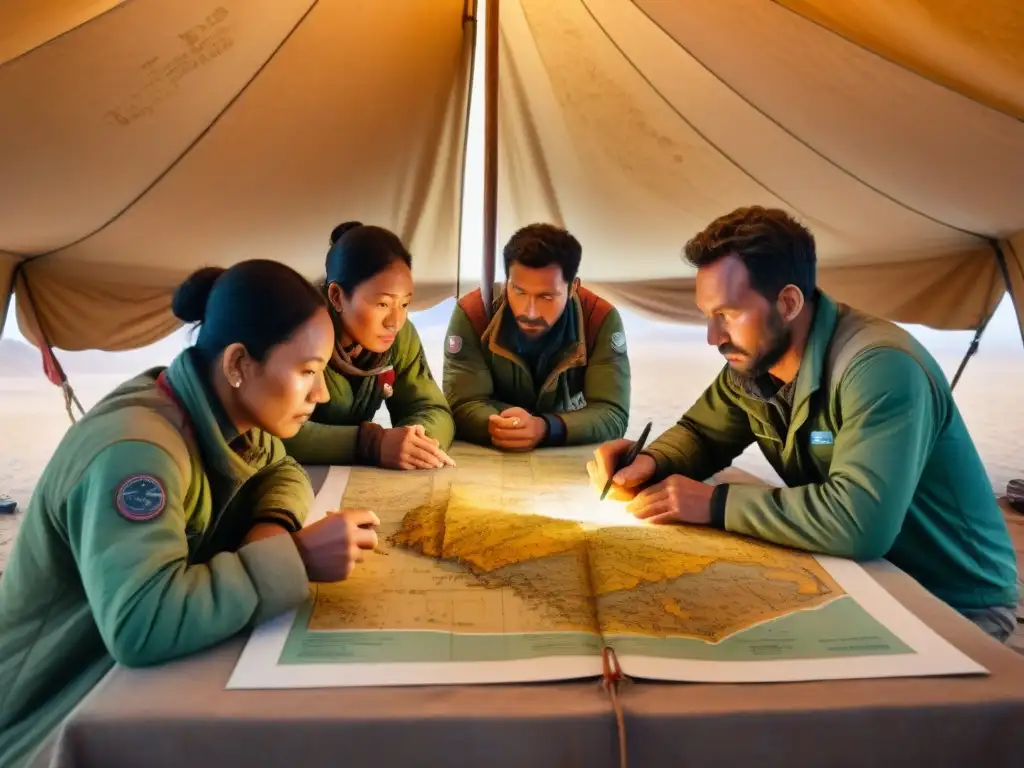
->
[601,647,628,768]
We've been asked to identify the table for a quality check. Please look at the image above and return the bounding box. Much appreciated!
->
[34,468,1024,768]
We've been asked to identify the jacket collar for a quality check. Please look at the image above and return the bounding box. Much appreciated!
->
[724,290,838,437]
[327,307,392,378]
[791,290,839,410]
[483,288,587,372]
[164,348,266,483]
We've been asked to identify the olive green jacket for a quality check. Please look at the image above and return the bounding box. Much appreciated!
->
[644,292,1018,613]
[443,286,630,447]
[0,350,313,768]
[282,321,454,465]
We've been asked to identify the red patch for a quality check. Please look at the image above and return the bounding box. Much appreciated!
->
[115,474,167,522]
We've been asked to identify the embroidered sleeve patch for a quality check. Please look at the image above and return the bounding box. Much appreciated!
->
[115,474,167,522]
[446,335,463,354]
[610,331,627,354]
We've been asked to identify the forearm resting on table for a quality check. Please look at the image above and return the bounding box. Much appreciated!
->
[243,521,294,545]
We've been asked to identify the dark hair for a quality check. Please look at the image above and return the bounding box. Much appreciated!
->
[502,223,582,284]
[325,221,412,296]
[683,206,816,301]
[172,260,328,363]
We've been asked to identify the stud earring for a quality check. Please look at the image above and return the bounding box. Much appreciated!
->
[231,378,242,389]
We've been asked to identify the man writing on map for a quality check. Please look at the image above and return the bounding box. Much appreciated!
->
[443,223,630,451]
[589,206,1019,643]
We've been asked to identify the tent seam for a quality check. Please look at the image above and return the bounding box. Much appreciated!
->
[18,0,322,265]
[991,239,1024,349]
[625,0,991,241]
[0,259,24,339]
[576,0,810,220]
[1006,238,1024,288]
[766,0,1023,124]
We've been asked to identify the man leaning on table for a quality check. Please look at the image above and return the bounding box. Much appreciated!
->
[589,206,1020,643]
[443,223,630,451]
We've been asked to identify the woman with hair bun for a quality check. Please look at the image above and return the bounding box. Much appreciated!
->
[282,222,456,470]
[0,260,380,768]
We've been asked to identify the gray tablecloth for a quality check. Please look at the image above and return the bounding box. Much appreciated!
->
[34,463,1024,767]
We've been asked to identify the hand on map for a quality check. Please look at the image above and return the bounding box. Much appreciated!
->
[380,425,455,470]
[587,438,657,501]
[488,407,547,452]
[626,475,714,525]
[588,442,713,523]
[292,508,380,581]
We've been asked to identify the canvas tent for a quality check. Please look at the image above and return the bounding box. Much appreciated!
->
[1,0,1023,358]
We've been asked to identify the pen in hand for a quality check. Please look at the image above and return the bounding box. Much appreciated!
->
[600,420,653,501]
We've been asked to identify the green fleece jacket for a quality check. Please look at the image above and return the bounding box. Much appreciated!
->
[282,321,454,466]
[0,349,313,768]
[644,292,1018,614]
[443,286,630,447]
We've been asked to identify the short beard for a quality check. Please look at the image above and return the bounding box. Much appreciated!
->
[515,315,550,336]
[744,310,791,378]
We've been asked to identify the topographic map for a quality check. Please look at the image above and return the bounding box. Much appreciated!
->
[229,444,986,687]
[283,445,905,664]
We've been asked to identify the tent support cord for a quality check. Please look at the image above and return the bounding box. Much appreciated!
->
[16,271,85,424]
[949,321,988,392]
[951,239,1020,391]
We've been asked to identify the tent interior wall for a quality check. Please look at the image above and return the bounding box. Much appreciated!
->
[0,0,1022,359]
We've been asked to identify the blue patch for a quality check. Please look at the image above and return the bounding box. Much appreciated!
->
[809,430,834,446]
[115,475,167,522]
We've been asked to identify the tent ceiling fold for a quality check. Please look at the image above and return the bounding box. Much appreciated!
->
[0,0,128,66]
[0,251,17,335]
[1,0,473,350]
[495,0,1024,331]
[1006,235,1024,344]
[774,0,1024,121]
[2,0,1023,351]
[635,0,1024,237]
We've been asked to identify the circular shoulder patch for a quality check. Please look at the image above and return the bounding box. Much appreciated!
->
[446,334,463,354]
[610,331,627,353]
[115,474,167,522]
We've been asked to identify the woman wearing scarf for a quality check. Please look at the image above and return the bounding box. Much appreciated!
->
[282,222,456,469]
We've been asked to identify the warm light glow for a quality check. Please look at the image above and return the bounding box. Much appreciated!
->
[498,484,644,528]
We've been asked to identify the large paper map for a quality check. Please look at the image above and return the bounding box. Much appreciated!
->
[229,444,985,688]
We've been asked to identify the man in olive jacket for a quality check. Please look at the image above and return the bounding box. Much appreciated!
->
[590,206,1019,642]
[443,223,630,451]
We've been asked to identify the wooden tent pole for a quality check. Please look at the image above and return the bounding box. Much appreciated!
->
[481,0,499,314]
